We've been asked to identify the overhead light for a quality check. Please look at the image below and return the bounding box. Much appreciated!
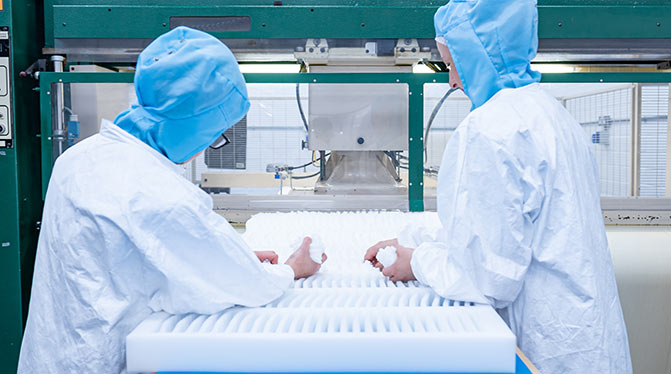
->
[531,64,576,73]
[238,64,301,74]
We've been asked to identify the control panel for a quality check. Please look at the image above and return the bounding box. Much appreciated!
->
[0,26,11,148]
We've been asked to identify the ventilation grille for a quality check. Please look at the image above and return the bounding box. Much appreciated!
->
[204,116,247,169]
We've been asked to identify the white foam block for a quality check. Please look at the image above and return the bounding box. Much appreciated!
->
[126,212,516,373]
[127,307,515,373]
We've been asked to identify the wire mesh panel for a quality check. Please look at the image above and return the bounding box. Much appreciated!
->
[564,85,632,196]
[204,116,247,170]
[640,84,669,197]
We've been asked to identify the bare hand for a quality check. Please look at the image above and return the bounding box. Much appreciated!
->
[285,237,328,279]
[254,251,279,264]
[364,238,417,282]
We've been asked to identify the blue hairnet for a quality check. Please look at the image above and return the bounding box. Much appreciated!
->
[114,26,250,163]
[434,0,541,109]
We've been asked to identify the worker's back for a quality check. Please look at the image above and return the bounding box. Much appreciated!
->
[18,120,295,373]
[471,83,632,372]
[18,123,164,373]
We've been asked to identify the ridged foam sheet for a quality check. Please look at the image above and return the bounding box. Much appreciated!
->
[126,211,516,373]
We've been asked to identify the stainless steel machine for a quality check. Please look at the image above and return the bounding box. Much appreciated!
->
[299,38,429,195]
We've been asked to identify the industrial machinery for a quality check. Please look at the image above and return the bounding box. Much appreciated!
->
[2,0,671,372]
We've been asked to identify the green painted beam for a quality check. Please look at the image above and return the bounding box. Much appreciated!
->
[408,82,425,212]
[44,1,671,46]
[44,71,671,85]
[0,0,43,373]
[0,149,22,374]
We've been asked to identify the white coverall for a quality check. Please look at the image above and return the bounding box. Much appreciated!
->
[406,83,632,373]
[18,120,295,373]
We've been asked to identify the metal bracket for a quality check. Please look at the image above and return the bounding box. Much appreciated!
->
[294,38,329,64]
[19,59,47,80]
[394,39,431,65]
[657,60,671,70]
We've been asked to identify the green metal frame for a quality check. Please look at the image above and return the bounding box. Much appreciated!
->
[0,0,43,373]
[39,71,450,212]
[42,0,671,47]
[39,71,671,213]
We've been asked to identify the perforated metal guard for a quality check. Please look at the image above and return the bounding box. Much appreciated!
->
[126,212,516,373]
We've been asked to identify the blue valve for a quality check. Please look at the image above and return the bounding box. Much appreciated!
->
[67,114,80,147]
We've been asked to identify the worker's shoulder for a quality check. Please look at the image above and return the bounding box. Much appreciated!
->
[475,84,552,119]
[53,133,194,205]
[464,84,560,141]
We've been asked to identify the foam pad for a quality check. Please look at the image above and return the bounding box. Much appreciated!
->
[126,212,516,373]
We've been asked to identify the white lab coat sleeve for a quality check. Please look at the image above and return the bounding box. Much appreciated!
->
[410,120,543,308]
[134,200,295,315]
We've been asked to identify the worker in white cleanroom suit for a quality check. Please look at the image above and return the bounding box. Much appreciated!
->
[18,26,325,374]
[365,1,632,372]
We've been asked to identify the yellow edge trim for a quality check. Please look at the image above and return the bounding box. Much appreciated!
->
[517,347,541,374]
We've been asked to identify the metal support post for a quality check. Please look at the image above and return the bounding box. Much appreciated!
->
[630,83,642,196]
[667,83,671,196]
[190,158,197,183]
[319,151,326,181]
[408,83,424,211]
[51,56,66,157]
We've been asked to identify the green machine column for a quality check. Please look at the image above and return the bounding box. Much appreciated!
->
[0,0,43,372]
[408,82,425,212]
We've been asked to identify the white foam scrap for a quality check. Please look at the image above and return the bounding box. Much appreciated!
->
[376,246,397,267]
[243,211,443,279]
[291,234,325,264]
[309,234,325,264]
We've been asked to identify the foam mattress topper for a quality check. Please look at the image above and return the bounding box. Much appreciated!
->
[126,211,516,373]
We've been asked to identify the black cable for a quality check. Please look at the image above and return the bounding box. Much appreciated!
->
[287,152,331,171]
[424,87,459,162]
[291,171,321,180]
[296,83,309,132]
[383,151,400,168]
